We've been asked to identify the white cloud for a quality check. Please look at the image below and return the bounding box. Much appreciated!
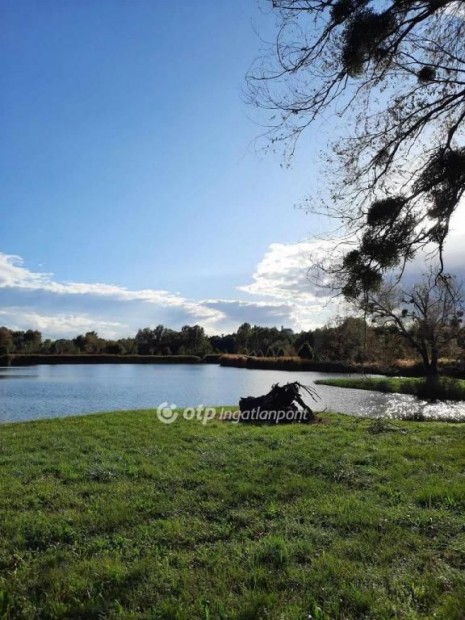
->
[0,244,338,338]
[0,246,337,337]
[0,308,125,339]
[400,209,465,282]
[0,253,225,336]
[238,240,337,301]
[237,221,465,331]
[3,218,462,340]
[0,253,207,307]
[237,240,342,327]
[442,210,465,275]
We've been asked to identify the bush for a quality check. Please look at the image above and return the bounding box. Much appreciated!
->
[298,343,314,359]
[415,377,465,402]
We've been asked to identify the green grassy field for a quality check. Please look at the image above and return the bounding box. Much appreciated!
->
[315,376,465,401]
[1,410,465,619]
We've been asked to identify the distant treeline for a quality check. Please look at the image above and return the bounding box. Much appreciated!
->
[0,318,463,367]
[2,354,202,366]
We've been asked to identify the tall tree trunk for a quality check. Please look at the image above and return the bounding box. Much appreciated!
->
[430,347,439,376]
[424,347,440,398]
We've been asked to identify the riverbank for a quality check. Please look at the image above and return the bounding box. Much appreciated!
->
[1,353,359,370]
[219,354,360,373]
[219,355,465,378]
[0,353,202,366]
[316,376,465,401]
[2,353,464,379]
[1,410,464,618]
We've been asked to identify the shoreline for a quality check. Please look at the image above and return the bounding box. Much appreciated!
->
[2,353,463,379]
[0,353,203,366]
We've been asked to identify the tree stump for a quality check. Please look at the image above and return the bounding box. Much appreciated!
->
[239,382,319,424]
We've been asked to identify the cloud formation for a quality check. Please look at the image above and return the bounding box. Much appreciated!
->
[238,240,338,301]
[0,308,125,340]
[0,245,335,337]
[0,253,226,336]
[2,217,463,339]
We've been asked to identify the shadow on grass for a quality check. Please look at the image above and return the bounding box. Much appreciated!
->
[415,377,465,401]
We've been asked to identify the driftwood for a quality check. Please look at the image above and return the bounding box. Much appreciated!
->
[239,382,320,424]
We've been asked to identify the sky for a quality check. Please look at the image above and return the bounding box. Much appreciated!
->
[1,0,463,339]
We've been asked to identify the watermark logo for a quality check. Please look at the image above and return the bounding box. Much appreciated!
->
[155,403,313,425]
[156,402,178,424]
[156,403,237,425]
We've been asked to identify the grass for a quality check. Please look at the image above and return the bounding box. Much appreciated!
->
[1,410,465,618]
[315,376,465,401]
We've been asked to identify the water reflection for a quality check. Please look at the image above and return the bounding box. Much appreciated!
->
[0,364,463,423]
[360,394,465,422]
[0,369,38,379]
[315,381,465,422]
[357,391,465,422]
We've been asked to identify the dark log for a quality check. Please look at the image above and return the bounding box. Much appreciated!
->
[238,382,320,424]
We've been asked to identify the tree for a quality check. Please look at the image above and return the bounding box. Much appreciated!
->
[362,269,464,382]
[330,316,368,362]
[0,327,13,355]
[135,328,155,355]
[105,341,124,355]
[236,323,252,353]
[73,331,103,354]
[40,339,54,354]
[23,329,42,352]
[117,337,137,355]
[209,334,236,354]
[298,342,314,359]
[248,1,465,294]
[180,325,212,356]
[51,339,78,354]
[152,325,167,355]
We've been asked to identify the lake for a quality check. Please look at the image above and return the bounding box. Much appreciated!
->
[1,363,464,423]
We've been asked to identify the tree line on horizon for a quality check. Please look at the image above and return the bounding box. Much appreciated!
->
[0,316,462,367]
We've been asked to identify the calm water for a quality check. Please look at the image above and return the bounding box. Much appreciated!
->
[0,364,464,423]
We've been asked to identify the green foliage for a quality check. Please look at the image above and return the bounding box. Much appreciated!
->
[135,324,212,357]
[0,327,13,355]
[234,324,295,357]
[298,342,314,359]
[416,376,465,402]
[2,307,463,371]
[209,333,235,354]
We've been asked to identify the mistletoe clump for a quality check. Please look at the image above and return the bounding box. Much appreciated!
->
[342,9,397,76]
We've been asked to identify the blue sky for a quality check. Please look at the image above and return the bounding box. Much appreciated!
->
[0,0,334,337]
[1,1,462,338]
